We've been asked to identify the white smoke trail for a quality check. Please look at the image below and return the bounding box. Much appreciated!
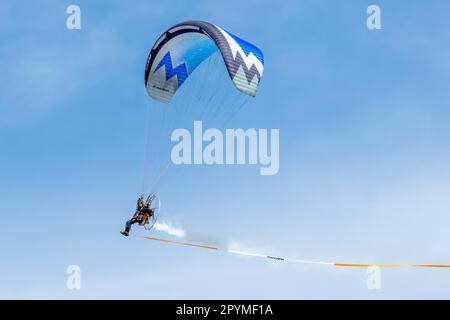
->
[153,220,225,247]
[154,221,186,238]
[140,227,450,269]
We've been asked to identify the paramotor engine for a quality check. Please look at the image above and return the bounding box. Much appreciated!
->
[140,193,161,231]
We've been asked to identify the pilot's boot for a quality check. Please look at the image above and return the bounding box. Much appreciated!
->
[120,220,132,237]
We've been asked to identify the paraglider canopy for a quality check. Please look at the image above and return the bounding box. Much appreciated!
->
[144,20,265,103]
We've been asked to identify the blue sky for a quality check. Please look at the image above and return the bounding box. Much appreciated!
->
[1,0,450,299]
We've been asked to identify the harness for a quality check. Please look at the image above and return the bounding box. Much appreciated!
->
[138,213,151,226]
